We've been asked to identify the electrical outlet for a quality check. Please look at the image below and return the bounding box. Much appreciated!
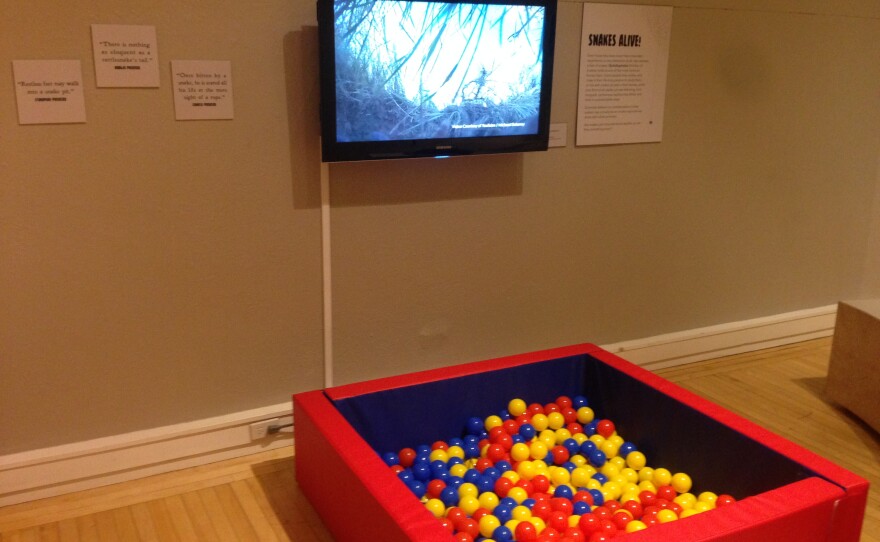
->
[249,418,279,440]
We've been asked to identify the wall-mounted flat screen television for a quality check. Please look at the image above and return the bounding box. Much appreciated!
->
[316,0,557,162]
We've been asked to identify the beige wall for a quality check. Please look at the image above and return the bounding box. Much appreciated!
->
[1,1,878,455]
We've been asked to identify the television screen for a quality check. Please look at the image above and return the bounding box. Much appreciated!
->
[317,0,557,162]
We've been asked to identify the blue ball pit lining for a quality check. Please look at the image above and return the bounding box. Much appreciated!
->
[330,353,819,499]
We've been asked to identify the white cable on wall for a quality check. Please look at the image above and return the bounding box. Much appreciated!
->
[320,159,333,388]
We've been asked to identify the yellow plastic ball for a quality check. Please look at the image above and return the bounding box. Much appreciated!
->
[508,398,527,417]
[459,495,480,515]
[547,412,565,430]
[698,492,718,507]
[425,498,445,518]
[458,482,479,498]
[554,428,572,444]
[507,487,529,504]
[550,468,571,486]
[450,463,468,478]
[447,446,465,460]
[479,515,502,538]
[510,442,531,462]
[531,413,549,431]
[527,517,546,532]
[570,467,592,488]
[511,505,532,520]
[674,492,697,510]
[657,509,678,523]
[429,449,449,463]
[652,468,672,487]
[517,461,537,480]
[625,520,648,533]
[570,454,587,467]
[479,491,500,511]
[539,430,557,448]
[620,467,639,484]
[529,441,548,461]
[671,472,692,494]
[637,466,654,482]
[626,451,647,470]
[484,415,504,431]
[576,406,595,424]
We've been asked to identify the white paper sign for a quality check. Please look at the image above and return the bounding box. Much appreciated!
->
[12,60,87,125]
[91,24,160,87]
[576,3,673,146]
[171,60,234,120]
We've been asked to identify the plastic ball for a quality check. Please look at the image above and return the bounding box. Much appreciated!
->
[508,398,528,417]
[625,451,646,470]
[493,525,515,542]
[425,498,446,518]
[652,468,672,487]
[671,472,692,494]
[595,420,615,439]
[485,415,504,431]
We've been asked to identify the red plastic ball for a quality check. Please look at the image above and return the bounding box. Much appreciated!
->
[555,396,573,409]
[527,403,545,416]
[578,513,600,533]
[398,447,416,467]
[427,479,446,499]
[561,407,578,424]
[544,402,561,414]
[532,474,551,494]
[515,520,539,541]
[456,518,480,539]
[551,445,570,465]
[716,494,737,507]
[431,440,449,450]
[494,476,514,497]
[656,485,676,502]
[596,420,615,438]
[550,497,573,515]
[453,532,474,542]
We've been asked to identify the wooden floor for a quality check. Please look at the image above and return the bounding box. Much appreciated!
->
[1,337,877,541]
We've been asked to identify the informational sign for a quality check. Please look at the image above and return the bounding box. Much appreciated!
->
[91,24,160,87]
[576,3,673,146]
[171,60,234,120]
[12,60,86,125]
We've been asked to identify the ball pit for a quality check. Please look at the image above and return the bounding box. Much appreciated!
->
[383,394,738,540]
[294,343,868,542]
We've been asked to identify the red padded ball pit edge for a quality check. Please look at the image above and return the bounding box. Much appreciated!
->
[293,343,868,542]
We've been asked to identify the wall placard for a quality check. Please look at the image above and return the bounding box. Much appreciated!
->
[91,24,160,87]
[12,60,87,125]
[171,60,234,120]
[576,3,673,146]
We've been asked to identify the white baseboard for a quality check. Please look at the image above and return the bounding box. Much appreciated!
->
[0,304,838,507]
[602,304,837,371]
[0,402,293,507]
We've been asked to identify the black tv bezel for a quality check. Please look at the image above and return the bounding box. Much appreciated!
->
[316,0,557,163]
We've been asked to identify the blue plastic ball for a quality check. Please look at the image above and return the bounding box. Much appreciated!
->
[563,438,580,456]
[408,480,426,498]
[585,420,599,436]
[572,395,589,409]
[446,476,464,489]
[397,469,414,484]
[522,498,536,509]
[573,501,591,515]
[592,473,608,485]
[448,437,465,448]
[580,441,596,455]
[477,475,494,493]
[554,485,574,499]
[464,469,481,484]
[495,460,513,473]
[381,452,399,467]
[494,504,513,523]
[465,417,484,435]
[440,486,459,507]
[619,441,638,456]
[589,448,607,467]
[412,461,432,481]
[589,488,604,505]
[562,461,577,472]
[483,467,501,480]
[519,423,537,440]
[493,525,514,542]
